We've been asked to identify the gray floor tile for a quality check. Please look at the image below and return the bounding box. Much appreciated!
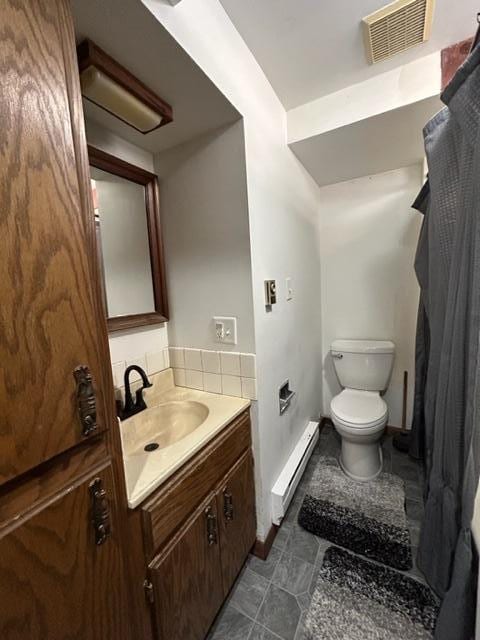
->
[294,612,309,640]
[406,498,425,522]
[208,605,253,640]
[272,552,314,595]
[284,494,305,524]
[273,521,293,550]
[247,546,282,580]
[229,568,269,619]
[308,566,321,595]
[296,592,312,612]
[314,538,332,566]
[285,523,319,564]
[257,584,301,640]
[405,479,423,501]
[249,623,283,640]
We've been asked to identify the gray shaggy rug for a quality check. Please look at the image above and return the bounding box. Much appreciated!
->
[298,456,412,570]
[304,546,438,639]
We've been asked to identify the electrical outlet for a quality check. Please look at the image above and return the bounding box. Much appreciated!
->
[213,316,237,345]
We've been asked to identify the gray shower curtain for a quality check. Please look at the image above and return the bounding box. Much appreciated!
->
[410,43,480,640]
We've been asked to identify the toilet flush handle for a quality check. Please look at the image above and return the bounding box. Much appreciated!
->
[331,352,343,359]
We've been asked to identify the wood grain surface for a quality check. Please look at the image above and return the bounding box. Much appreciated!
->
[217,450,256,594]
[149,494,224,640]
[0,0,112,483]
[0,462,129,640]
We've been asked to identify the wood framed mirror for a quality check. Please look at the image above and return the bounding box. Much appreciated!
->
[88,145,168,332]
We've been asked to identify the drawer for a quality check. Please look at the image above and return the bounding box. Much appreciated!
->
[141,409,251,558]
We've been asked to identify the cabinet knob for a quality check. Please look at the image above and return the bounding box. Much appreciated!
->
[223,490,234,521]
[205,506,218,546]
[74,365,98,437]
[89,477,111,545]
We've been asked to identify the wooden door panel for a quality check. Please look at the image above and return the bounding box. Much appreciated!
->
[150,495,224,640]
[0,0,110,483]
[217,451,256,593]
[0,462,129,640]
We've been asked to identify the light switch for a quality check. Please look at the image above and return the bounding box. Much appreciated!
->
[286,277,293,301]
[213,316,237,345]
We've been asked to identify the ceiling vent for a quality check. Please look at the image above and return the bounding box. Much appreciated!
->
[362,0,435,64]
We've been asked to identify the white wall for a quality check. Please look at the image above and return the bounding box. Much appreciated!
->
[319,164,424,428]
[142,0,323,539]
[154,121,255,353]
[85,120,169,368]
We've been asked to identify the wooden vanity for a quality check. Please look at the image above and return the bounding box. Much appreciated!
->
[141,409,256,640]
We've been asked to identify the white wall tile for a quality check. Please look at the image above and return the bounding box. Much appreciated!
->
[241,377,257,400]
[111,361,126,389]
[220,352,241,376]
[126,356,147,382]
[163,347,170,369]
[240,353,256,378]
[203,372,222,394]
[184,348,203,371]
[221,374,242,397]
[169,347,185,368]
[201,350,221,374]
[173,368,186,387]
[185,369,204,390]
[146,350,166,375]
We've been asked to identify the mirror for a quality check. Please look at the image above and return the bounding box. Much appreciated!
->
[89,145,168,331]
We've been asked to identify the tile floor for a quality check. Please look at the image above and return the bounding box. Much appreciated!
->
[207,425,426,640]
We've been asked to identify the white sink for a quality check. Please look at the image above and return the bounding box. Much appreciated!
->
[125,400,209,456]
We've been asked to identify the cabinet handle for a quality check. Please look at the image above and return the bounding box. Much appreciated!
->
[89,477,111,545]
[205,506,218,546]
[74,365,98,437]
[223,490,234,521]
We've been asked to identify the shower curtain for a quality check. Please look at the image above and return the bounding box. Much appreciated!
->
[410,43,480,640]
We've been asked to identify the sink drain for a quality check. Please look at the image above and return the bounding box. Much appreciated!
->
[144,442,159,452]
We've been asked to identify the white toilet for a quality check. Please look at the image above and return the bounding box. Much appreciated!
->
[330,339,395,482]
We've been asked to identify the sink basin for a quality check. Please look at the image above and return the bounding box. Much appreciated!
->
[126,400,209,456]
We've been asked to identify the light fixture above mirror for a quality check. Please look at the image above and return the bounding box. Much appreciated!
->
[77,39,173,134]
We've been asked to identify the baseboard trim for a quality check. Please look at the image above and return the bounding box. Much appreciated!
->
[386,425,407,435]
[252,524,278,560]
[319,416,333,432]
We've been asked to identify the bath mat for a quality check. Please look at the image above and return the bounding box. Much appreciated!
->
[298,456,412,570]
[304,546,438,640]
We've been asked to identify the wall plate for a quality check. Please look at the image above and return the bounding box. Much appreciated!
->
[213,316,237,345]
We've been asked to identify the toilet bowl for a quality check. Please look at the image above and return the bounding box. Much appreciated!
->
[330,339,395,482]
[331,389,388,481]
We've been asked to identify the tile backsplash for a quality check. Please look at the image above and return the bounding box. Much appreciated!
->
[111,346,257,401]
[170,347,257,400]
[111,347,170,388]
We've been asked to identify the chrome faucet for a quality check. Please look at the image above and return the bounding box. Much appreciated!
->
[120,365,153,420]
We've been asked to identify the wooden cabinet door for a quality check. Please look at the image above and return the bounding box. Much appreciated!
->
[0,463,129,640]
[0,0,111,483]
[149,495,224,640]
[217,451,256,593]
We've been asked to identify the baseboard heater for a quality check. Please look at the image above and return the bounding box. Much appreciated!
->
[271,420,319,525]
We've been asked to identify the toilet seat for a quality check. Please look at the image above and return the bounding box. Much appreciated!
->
[331,389,387,432]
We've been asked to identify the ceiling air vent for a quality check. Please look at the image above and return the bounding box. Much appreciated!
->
[362,0,435,64]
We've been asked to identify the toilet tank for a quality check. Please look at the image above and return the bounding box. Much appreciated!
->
[331,339,395,391]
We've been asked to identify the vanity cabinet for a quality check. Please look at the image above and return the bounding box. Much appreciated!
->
[142,410,256,640]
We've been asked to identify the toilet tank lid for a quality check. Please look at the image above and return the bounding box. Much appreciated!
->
[331,339,395,354]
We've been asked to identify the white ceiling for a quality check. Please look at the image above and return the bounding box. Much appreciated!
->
[72,0,239,153]
[219,0,479,109]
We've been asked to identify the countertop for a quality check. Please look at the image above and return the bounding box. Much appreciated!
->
[119,370,250,509]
